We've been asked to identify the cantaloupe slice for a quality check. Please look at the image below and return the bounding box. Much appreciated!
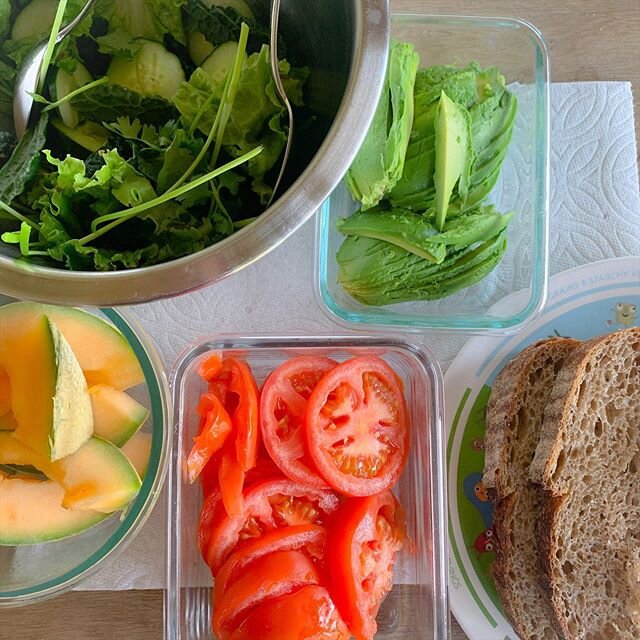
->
[0,368,10,417]
[90,384,149,446]
[0,476,107,545]
[0,303,144,391]
[0,463,48,480]
[0,433,142,514]
[0,411,16,431]
[3,315,93,461]
[120,432,152,479]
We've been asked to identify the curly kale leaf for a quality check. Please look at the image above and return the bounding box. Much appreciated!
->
[71,83,179,126]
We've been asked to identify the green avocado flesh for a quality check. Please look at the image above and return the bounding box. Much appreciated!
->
[338,57,517,305]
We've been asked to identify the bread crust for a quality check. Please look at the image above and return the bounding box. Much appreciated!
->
[531,327,640,640]
[482,338,579,640]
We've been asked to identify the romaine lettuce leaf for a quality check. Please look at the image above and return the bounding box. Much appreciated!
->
[96,0,187,44]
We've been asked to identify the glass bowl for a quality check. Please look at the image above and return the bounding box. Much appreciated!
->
[316,14,550,333]
[0,296,171,606]
[165,334,449,640]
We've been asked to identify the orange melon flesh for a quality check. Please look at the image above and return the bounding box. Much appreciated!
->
[120,432,152,479]
[0,303,144,391]
[0,369,10,417]
[0,433,141,514]
[0,412,17,431]
[1,314,57,459]
[90,384,149,446]
[0,476,106,545]
[1,314,94,460]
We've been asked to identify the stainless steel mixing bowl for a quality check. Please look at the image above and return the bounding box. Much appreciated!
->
[0,0,389,305]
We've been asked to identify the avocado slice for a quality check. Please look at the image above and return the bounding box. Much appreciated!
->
[337,209,446,263]
[346,40,420,209]
[434,90,473,230]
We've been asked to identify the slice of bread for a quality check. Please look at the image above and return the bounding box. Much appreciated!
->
[530,327,640,640]
[483,338,580,640]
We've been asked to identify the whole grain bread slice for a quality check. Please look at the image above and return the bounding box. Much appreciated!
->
[530,327,640,640]
[483,338,580,640]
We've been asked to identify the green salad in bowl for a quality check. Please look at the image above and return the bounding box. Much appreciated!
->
[0,0,309,271]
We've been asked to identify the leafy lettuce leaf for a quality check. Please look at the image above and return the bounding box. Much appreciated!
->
[173,46,308,202]
[96,0,187,44]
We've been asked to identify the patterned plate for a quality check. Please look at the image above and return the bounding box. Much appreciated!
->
[445,256,640,639]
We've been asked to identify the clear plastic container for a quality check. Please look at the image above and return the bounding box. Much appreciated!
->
[316,14,550,333]
[0,296,171,606]
[165,335,449,640]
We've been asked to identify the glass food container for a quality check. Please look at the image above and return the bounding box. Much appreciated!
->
[316,14,550,333]
[166,334,449,640]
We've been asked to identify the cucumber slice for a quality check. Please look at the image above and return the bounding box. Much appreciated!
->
[107,41,186,100]
[55,63,93,129]
[51,118,108,153]
[201,42,244,86]
[188,32,216,66]
[10,0,57,40]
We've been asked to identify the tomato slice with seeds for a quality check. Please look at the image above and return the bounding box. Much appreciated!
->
[198,478,339,574]
[212,549,321,636]
[328,491,405,640]
[229,585,351,640]
[213,524,327,610]
[305,356,409,496]
[260,356,337,488]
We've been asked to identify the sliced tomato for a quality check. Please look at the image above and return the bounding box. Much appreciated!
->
[260,356,337,487]
[211,357,260,472]
[305,356,409,496]
[229,585,351,640]
[186,394,233,484]
[218,443,246,517]
[198,478,340,573]
[328,491,405,640]
[212,549,320,636]
[214,524,327,609]
[198,353,223,382]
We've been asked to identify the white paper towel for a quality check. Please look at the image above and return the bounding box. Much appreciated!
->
[80,81,640,590]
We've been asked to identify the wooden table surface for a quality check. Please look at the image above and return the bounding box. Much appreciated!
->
[3,1,639,639]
